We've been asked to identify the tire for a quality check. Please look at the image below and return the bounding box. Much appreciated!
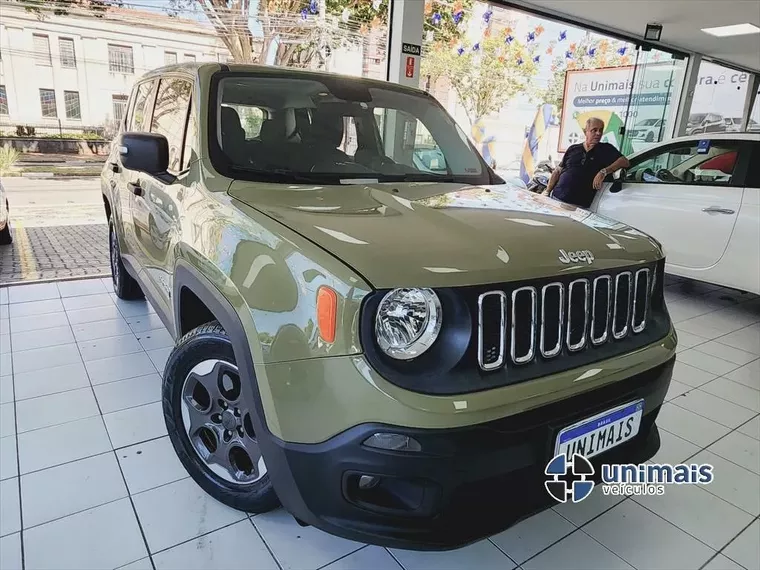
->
[163,322,280,513]
[109,217,144,300]
[0,223,11,246]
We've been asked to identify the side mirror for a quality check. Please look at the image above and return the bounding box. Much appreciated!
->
[119,132,173,182]
[610,175,624,193]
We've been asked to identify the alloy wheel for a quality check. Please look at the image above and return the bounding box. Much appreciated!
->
[180,359,267,485]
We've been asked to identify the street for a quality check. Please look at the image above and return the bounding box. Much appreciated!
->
[3,177,103,227]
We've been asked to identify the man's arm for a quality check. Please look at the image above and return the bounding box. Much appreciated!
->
[543,166,562,195]
[593,150,630,190]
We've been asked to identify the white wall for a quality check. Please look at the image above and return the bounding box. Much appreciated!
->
[0,6,228,132]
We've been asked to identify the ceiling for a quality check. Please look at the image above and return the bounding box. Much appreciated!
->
[504,0,760,72]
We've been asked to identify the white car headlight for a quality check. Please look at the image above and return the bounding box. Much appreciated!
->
[374,288,442,360]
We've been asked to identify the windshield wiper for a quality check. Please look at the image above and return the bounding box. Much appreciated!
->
[229,166,324,184]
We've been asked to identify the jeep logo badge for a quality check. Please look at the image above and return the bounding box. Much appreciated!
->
[558,249,595,265]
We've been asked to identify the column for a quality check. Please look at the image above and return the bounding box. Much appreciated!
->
[671,54,702,138]
[740,73,758,131]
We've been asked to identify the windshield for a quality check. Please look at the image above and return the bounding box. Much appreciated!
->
[211,74,489,185]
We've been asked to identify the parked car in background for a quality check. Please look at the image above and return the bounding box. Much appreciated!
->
[685,112,725,135]
[0,180,11,245]
[102,62,676,551]
[629,118,665,142]
[590,132,760,294]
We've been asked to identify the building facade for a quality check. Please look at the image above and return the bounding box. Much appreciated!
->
[0,4,229,135]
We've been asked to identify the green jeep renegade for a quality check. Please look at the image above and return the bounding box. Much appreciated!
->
[102,62,677,550]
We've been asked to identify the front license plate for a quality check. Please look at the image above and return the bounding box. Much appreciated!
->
[554,399,644,460]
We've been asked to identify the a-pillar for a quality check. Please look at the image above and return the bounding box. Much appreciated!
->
[382,0,425,163]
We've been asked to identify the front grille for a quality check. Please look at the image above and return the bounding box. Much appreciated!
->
[477,266,653,372]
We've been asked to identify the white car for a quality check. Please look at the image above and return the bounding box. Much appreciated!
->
[589,132,760,294]
[0,180,11,245]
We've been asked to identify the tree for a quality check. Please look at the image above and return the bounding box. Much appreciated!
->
[539,34,629,112]
[422,34,540,124]
[20,0,121,19]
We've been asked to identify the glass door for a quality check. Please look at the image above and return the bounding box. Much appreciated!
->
[621,46,688,154]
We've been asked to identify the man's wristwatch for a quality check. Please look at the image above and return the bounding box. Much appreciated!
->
[599,167,608,176]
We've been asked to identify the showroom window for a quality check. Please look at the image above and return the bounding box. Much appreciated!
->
[129,80,155,131]
[59,38,76,68]
[39,88,57,118]
[64,91,81,119]
[625,141,741,186]
[686,60,750,135]
[0,85,8,115]
[150,78,192,172]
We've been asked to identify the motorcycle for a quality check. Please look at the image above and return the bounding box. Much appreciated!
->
[525,160,555,193]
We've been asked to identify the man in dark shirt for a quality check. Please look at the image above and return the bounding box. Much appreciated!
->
[543,118,630,208]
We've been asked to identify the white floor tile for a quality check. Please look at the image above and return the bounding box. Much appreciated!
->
[521,530,633,570]
[391,539,514,570]
[672,330,710,350]
[117,558,154,570]
[583,500,715,570]
[323,546,402,570]
[677,319,729,340]
[7,283,60,304]
[708,431,760,475]
[10,325,75,352]
[152,519,278,570]
[0,289,7,305]
[11,343,81,375]
[57,279,109,298]
[132,477,247,553]
[95,373,161,414]
[104,401,166,449]
[655,403,731,448]
[13,362,90,401]
[23,497,149,570]
[15,387,100,433]
[737,415,760,440]
[0,436,18,481]
[78,333,143,362]
[725,360,760,390]
[18,416,112,474]
[678,349,741,376]
[126,313,167,333]
[0,334,9,356]
[634,483,754,551]
[0,317,8,335]
[0,375,12,404]
[136,328,174,351]
[66,304,125,325]
[116,436,187,495]
[723,519,760,570]
[8,299,64,319]
[85,352,157,385]
[669,388,757,428]
[21,452,128,528]
[62,293,115,311]
[72,318,132,342]
[0,477,20,537]
[112,297,155,318]
[0,402,15,439]
[489,508,575,565]
[696,342,758,366]
[700,378,760,412]
[253,508,363,570]
[664,379,693,402]
[692,450,760,516]
[147,347,172,375]
[8,311,69,333]
[552,486,625,527]
[702,553,745,570]
[0,532,22,570]
[671,360,718,388]
[716,326,760,355]
[0,352,10,377]
[0,306,7,320]
[648,428,701,465]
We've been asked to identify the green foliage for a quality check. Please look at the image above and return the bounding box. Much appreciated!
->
[422,34,540,123]
[20,0,121,18]
[0,147,20,176]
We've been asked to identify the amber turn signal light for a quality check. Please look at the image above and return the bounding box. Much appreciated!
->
[317,286,338,343]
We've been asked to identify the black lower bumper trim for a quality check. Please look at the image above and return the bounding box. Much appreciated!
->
[264,357,674,550]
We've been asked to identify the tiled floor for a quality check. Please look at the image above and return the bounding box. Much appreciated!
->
[0,276,759,570]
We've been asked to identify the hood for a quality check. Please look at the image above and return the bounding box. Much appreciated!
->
[227,181,663,289]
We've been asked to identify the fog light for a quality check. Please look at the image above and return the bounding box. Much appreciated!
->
[358,475,379,489]
[363,433,422,452]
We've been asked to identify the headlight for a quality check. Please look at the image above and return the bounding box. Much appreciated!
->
[374,288,442,360]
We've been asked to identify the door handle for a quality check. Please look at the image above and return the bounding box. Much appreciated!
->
[702,206,735,215]
[109,162,120,173]
[128,182,143,196]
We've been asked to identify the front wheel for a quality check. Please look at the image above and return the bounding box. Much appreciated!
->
[0,223,11,245]
[109,218,144,299]
[162,322,280,513]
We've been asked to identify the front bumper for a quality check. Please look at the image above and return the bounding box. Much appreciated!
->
[263,356,674,550]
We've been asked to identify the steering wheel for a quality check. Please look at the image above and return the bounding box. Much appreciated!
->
[655,168,679,182]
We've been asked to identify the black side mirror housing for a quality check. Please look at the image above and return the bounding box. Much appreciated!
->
[610,174,624,193]
[118,132,174,183]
